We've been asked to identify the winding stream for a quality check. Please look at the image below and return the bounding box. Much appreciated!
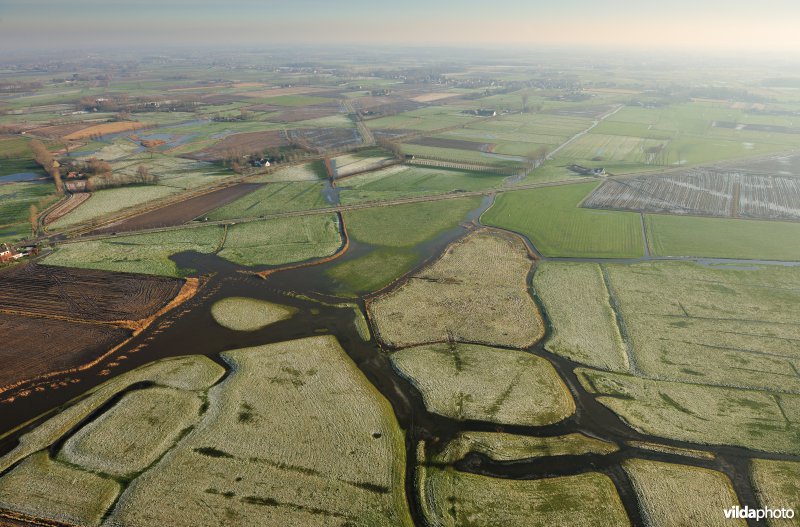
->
[1,200,798,527]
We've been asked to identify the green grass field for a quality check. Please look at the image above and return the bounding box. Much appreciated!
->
[218,214,342,268]
[338,165,505,204]
[0,181,57,242]
[645,214,800,261]
[483,183,644,258]
[327,197,481,295]
[43,226,224,276]
[207,181,331,220]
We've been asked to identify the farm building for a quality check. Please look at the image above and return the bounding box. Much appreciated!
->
[0,244,24,262]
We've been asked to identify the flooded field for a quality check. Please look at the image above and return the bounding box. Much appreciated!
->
[1,206,794,526]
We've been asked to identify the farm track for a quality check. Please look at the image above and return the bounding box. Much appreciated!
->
[546,104,623,160]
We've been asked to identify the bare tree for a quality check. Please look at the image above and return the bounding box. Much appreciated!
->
[52,167,64,195]
[29,204,38,237]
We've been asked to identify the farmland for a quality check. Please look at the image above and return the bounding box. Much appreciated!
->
[205,181,331,220]
[645,214,800,260]
[91,183,264,234]
[623,459,745,527]
[584,169,800,220]
[0,263,184,393]
[482,183,644,258]
[369,230,544,348]
[391,343,574,426]
[43,226,225,276]
[5,47,800,527]
[604,261,800,391]
[59,387,204,478]
[217,214,342,268]
[336,164,509,204]
[47,185,179,231]
[578,368,800,454]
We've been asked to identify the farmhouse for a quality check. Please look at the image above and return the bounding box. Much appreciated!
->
[568,164,606,176]
[0,244,24,262]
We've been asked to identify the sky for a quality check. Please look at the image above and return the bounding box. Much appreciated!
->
[1,0,800,54]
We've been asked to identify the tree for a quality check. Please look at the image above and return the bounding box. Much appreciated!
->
[29,204,38,237]
[30,139,54,170]
[521,92,530,113]
[51,166,64,195]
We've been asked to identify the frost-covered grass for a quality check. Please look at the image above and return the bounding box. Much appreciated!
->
[392,343,574,426]
[211,296,297,331]
[49,185,179,230]
[433,432,617,464]
[421,466,629,527]
[578,369,800,454]
[370,230,543,348]
[751,459,800,526]
[44,226,224,277]
[534,262,628,372]
[623,459,745,527]
[59,387,204,478]
[0,451,120,526]
[0,356,224,474]
[605,261,800,392]
[105,336,414,526]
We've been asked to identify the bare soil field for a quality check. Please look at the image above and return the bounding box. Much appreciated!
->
[89,183,263,234]
[584,169,800,220]
[185,130,287,161]
[287,127,362,150]
[407,136,494,152]
[28,123,94,139]
[0,264,182,322]
[0,313,129,392]
[63,122,153,141]
[267,105,341,123]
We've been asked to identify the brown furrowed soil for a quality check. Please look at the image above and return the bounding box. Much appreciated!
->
[266,105,341,123]
[0,265,196,398]
[89,183,263,235]
[184,130,287,161]
[28,123,95,140]
[0,314,129,394]
[0,264,182,322]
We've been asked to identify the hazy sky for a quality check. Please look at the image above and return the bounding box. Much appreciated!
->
[2,0,799,53]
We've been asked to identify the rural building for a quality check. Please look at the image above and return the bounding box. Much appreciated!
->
[65,180,88,193]
[568,164,606,176]
[0,244,23,262]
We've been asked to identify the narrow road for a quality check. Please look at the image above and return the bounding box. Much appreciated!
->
[547,105,623,160]
[341,99,375,146]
